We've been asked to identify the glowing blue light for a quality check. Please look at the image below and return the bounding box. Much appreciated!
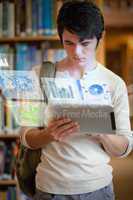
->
[89,84,104,95]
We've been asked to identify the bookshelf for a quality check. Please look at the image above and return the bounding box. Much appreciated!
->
[103,1,133,200]
[105,33,133,128]
[0,135,19,200]
[0,35,60,43]
[0,180,17,186]
[1,0,133,200]
[0,134,19,139]
[0,0,64,199]
[103,0,133,129]
[104,9,133,28]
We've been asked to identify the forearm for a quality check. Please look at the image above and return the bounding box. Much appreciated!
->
[98,135,129,157]
[20,127,54,149]
[20,117,79,149]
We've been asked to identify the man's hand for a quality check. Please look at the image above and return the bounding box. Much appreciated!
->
[22,117,80,149]
[88,134,129,157]
[46,117,80,142]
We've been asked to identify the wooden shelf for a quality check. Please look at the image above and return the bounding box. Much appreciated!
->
[0,133,19,139]
[106,34,133,50]
[0,35,60,43]
[0,179,17,186]
[104,10,133,27]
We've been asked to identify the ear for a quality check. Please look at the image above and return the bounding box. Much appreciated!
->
[96,31,106,64]
[102,30,106,39]
[99,30,106,45]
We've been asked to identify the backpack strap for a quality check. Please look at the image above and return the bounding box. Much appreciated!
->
[39,61,56,103]
[40,61,56,79]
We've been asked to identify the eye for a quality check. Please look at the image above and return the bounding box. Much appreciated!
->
[81,42,90,46]
[64,41,74,45]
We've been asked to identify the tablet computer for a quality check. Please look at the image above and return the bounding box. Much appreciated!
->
[46,104,116,134]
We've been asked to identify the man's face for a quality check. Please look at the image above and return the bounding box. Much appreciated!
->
[62,30,97,66]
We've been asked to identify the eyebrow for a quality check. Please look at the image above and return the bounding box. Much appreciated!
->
[64,40,74,43]
[79,38,92,43]
[64,39,91,44]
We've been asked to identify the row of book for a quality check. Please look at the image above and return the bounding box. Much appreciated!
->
[0,43,66,70]
[0,187,16,200]
[0,44,66,132]
[0,140,31,200]
[0,96,18,132]
[1,0,133,38]
[0,0,62,37]
[104,0,133,10]
[0,186,31,200]
[0,141,18,178]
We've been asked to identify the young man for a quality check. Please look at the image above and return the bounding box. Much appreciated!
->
[21,1,132,199]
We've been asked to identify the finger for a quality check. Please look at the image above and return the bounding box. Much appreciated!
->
[50,121,75,138]
[57,121,78,133]
[58,125,80,141]
[45,118,72,140]
[53,122,79,140]
[49,117,73,130]
[49,117,71,125]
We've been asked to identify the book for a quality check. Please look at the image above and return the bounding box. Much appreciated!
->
[0,141,5,176]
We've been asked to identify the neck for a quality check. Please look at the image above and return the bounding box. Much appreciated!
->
[81,60,97,71]
[62,58,97,79]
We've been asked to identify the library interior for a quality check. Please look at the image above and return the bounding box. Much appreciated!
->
[0,0,133,200]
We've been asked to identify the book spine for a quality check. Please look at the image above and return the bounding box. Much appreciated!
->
[32,0,38,35]
[1,191,6,200]
[37,0,43,35]
[8,1,15,37]
[19,0,26,36]
[0,44,10,69]
[42,0,51,35]
[15,44,29,70]
[26,0,32,35]
[8,45,15,70]
[0,141,5,175]
[5,103,14,132]
[50,0,57,35]
[0,95,4,130]
[15,0,20,36]
[2,0,9,37]
[0,1,3,37]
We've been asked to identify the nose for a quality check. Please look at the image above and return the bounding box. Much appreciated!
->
[74,44,82,57]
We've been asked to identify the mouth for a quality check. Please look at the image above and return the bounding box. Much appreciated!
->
[73,57,85,62]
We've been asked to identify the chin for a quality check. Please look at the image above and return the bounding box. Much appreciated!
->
[73,58,84,63]
[76,60,86,66]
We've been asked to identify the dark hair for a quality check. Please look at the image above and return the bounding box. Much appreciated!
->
[57,0,104,45]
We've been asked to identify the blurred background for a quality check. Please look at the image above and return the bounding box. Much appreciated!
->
[0,0,133,200]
